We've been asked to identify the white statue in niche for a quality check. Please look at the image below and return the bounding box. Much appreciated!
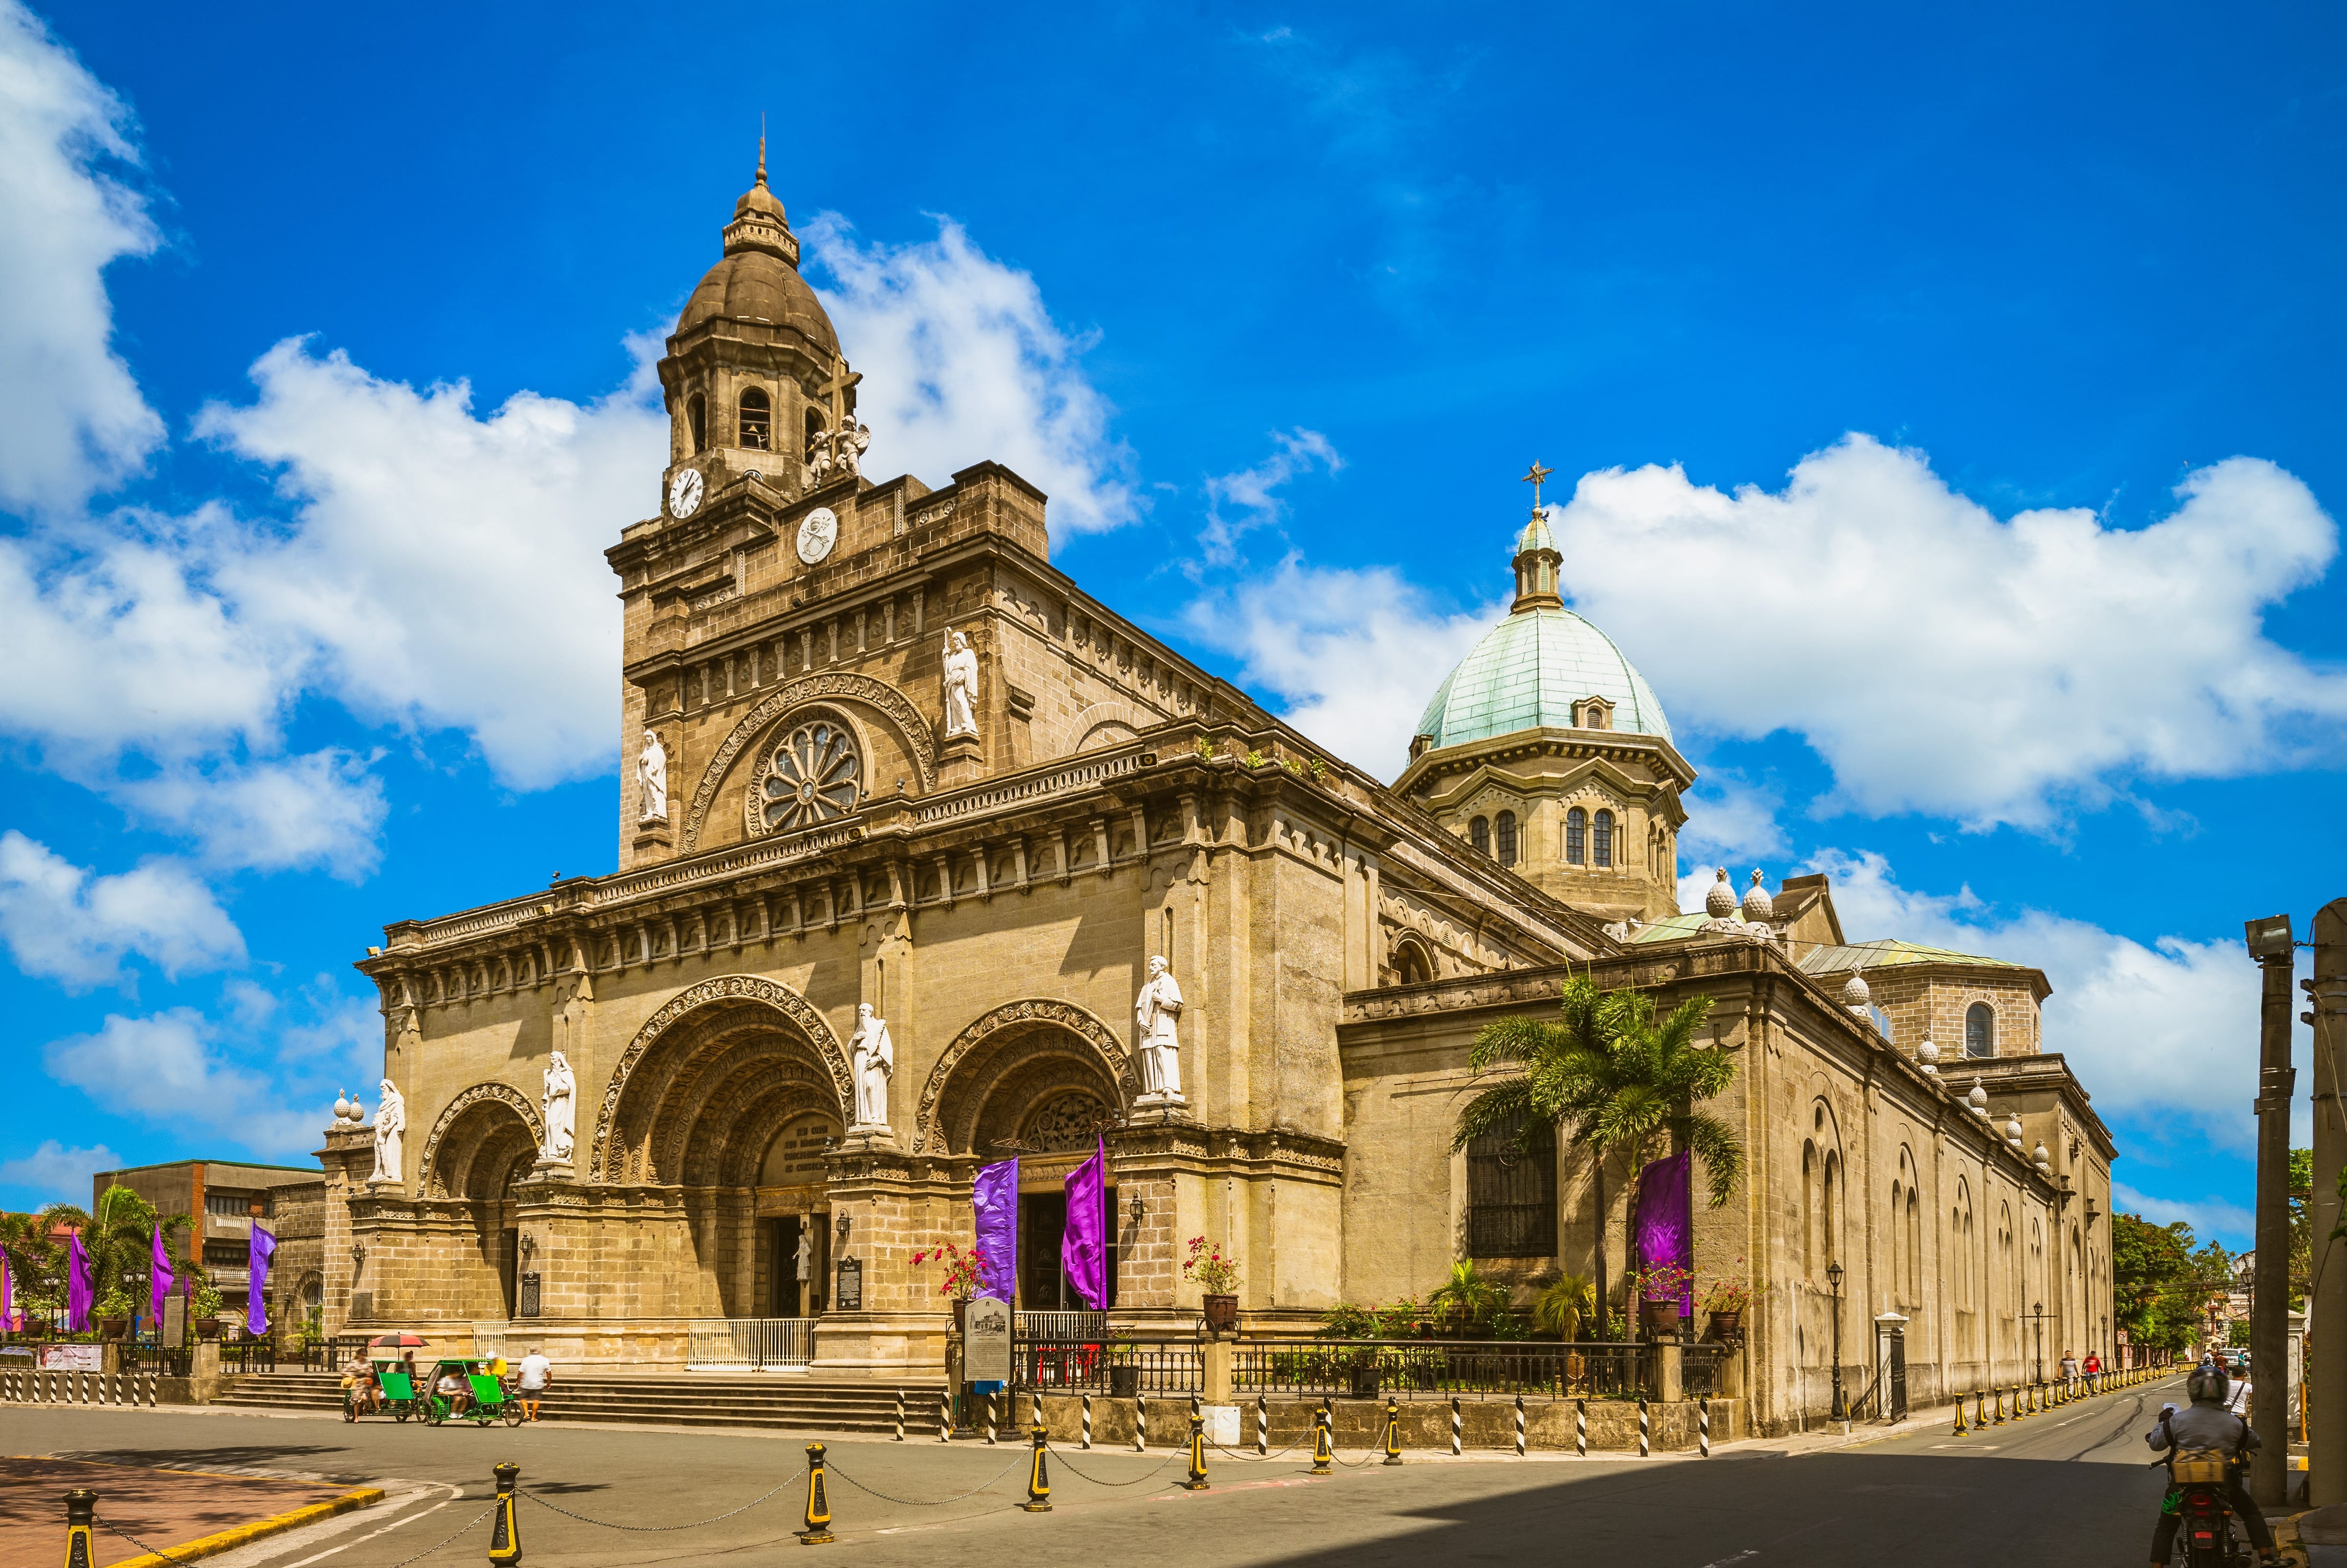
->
[796,1226,812,1282]
[540,1050,576,1163]
[940,630,979,737]
[371,1079,406,1185]
[849,1004,894,1131]
[638,729,668,823]
[1134,955,1185,1107]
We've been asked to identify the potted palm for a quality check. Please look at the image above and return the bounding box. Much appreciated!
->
[1535,1274,1593,1342]
[96,1285,134,1340]
[1428,1262,1505,1338]
[1183,1236,1240,1333]
[193,1284,224,1339]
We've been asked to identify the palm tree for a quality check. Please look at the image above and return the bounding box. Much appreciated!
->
[1452,974,1742,1339]
[1428,1261,1506,1333]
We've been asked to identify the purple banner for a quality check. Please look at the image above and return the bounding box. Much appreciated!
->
[67,1232,92,1331]
[247,1224,277,1335]
[150,1223,176,1325]
[972,1159,1017,1303]
[1632,1149,1693,1314]
[1061,1138,1107,1310]
[2,1250,14,1332]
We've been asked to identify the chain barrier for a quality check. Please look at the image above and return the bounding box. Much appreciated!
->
[824,1451,1031,1506]
[1209,1430,1310,1462]
[373,1501,505,1568]
[1051,1450,1186,1487]
[95,1517,205,1568]
[519,1471,801,1533]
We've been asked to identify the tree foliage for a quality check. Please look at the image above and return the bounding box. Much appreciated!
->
[2113,1211,2231,1354]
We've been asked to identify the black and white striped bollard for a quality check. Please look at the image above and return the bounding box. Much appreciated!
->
[1033,1390,1043,1428]
[894,1388,904,1442]
[1081,1392,1092,1449]
[1514,1393,1526,1457]
[1699,1397,1711,1458]
[938,1388,950,1443]
[1136,1391,1148,1453]
[1638,1397,1650,1458]
[1450,1396,1462,1456]
[1256,1393,1268,1455]
[986,1391,998,1445]
[1575,1397,1588,1458]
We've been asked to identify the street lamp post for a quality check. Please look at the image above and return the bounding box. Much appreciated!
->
[1826,1260,1847,1422]
[2030,1301,2046,1388]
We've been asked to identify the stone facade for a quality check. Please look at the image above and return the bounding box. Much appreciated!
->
[312,157,2117,1436]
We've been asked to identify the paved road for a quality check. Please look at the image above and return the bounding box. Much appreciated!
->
[7,1375,2192,1567]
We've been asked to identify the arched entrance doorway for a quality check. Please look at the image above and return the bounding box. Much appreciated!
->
[918,1000,1134,1313]
[417,1085,543,1320]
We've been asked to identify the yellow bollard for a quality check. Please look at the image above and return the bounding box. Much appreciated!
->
[1022,1425,1053,1513]
[1182,1413,1209,1491]
[1952,1394,1968,1435]
[799,1442,834,1545]
[63,1488,95,1568]
[487,1463,522,1565]
[1383,1396,1405,1465]
[1310,1403,1334,1475]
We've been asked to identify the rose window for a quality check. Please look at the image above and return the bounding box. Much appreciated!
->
[759,720,862,833]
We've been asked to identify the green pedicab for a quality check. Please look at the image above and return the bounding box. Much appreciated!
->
[343,1356,425,1423]
[423,1356,522,1427]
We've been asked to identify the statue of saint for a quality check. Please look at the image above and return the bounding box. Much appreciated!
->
[1133,955,1185,1106]
[540,1051,576,1163]
[371,1079,406,1185]
[941,630,979,737]
[849,1004,894,1130]
[638,729,668,823]
[796,1225,812,1282]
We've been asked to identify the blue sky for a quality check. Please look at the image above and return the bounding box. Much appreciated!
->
[1,0,2341,1246]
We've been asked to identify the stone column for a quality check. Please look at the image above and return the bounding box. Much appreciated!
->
[811,1146,968,1378]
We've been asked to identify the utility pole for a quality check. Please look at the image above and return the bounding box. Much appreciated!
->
[2247,914,2297,1508]
[2309,899,2347,1506]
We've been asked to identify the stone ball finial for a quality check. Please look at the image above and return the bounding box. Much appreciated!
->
[1968,1076,1989,1115]
[1840,969,1872,1010]
[1706,868,1738,919]
[2033,1140,2052,1168]
[1917,1038,1940,1075]
[2005,1114,2024,1146]
[333,1088,352,1122]
[1741,870,1774,921]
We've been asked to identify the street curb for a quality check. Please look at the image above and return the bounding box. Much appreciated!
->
[108,1485,385,1568]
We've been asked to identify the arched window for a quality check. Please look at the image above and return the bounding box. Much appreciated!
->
[1890,1177,1904,1303]
[1394,938,1433,987]
[688,394,708,453]
[738,387,772,450]
[1907,1187,1922,1303]
[1469,816,1491,856]
[1592,809,1614,868]
[1802,1142,1817,1283]
[1565,808,1586,864]
[1965,1002,1995,1058]
[805,407,826,462]
[1494,810,1518,866]
[1822,1150,1840,1273]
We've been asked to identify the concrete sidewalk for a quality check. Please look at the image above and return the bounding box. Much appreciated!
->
[0,1456,379,1568]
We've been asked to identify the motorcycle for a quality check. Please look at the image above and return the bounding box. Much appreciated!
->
[2154,1452,2250,1567]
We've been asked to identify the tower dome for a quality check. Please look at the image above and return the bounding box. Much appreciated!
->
[1411,597,1673,750]
[675,142,838,354]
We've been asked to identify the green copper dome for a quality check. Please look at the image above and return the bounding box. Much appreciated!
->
[1413,605,1674,748]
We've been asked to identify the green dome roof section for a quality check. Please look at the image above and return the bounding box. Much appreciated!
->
[1413,606,1674,749]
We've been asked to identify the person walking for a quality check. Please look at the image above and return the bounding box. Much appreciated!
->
[2061,1351,2079,1396]
[2084,1351,2103,1394]
[517,1345,553,1424]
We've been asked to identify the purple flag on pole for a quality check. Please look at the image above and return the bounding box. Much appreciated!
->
[67,1231,93,1331]
[1061,1138,1107,1310]
[247,1224,277,1336]
[971,1158,1018,1303]
[1631,1149,1694,1315]
[150,1223,175,1324]
[2,1250,14,1333]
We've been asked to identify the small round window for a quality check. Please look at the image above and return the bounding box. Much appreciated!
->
[760,719,862,833]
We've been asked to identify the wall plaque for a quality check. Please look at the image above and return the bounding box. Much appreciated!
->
[834,1257,862,1312]
[964,1294,1011,1384]
[518,1272,542,1318]
[162,1294,186,1348]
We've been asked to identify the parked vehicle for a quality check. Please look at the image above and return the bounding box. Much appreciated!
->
[424,1356,522,1427]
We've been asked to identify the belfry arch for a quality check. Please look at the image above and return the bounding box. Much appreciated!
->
[912,999,1137,1156]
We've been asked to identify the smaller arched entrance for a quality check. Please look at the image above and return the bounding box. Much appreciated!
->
[417,1084,543,1319]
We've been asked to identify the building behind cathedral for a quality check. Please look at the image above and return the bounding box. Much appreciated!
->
[282,155,2114,1435]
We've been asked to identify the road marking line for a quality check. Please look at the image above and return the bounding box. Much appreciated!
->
[1697,1553,1759,1567]
[1932,1444,1997,1449]
[258,1486,462,1568]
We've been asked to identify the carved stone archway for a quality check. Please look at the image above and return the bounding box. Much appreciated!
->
[417,1082,545,1199]
[912,998,1137,1155]
[589,974,851,1181]
[682,673,938,850]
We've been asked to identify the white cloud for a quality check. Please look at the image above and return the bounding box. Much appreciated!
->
[1199,429,1342,566]
[1677,771,1789,869]
[1550,436,2347,831]
[1184,557,1497,780]
[196,339,666,789]
[113,749,388,879]
[804,213,1138,536]
[43,1008,315,1153]
[0,830,244,990]
[1810,848,2263,1151]
[2111,1182,2255,1247]
[0,1139,120,1202]
[0,0,162,515]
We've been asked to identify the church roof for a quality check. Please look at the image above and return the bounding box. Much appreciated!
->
[1792,937,2030,974]
[1413,605,1674,749]
[675,147,838,352]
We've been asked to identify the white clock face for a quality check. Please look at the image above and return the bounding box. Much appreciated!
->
[667,467,704,519]
[796,506,839,565]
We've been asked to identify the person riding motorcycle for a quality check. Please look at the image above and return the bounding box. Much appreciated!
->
[2146,1365,2277,1566]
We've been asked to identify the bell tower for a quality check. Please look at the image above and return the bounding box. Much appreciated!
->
[655,142,861,523]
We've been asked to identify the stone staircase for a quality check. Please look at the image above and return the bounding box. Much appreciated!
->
[210,1372,942,1435]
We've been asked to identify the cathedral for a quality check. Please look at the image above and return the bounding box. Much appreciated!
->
[320,155,2117,1435]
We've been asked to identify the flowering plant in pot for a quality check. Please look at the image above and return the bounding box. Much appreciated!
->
[1182,1236,1241,1331]
[95,1285,134,1339]
[1634,1266,1694,1335]
[912,1242,989,1333]
[192,1284,224,1338]
[1700,1273,1750,1338]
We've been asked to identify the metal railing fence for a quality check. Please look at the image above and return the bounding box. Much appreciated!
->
[1233,1339,1657,1401]
[1010,1336,1202,1394]
[686,1318,816,1370]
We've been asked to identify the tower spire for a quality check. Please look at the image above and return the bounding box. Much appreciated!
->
[756,114,768,188]
[1509,463,1563,612]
